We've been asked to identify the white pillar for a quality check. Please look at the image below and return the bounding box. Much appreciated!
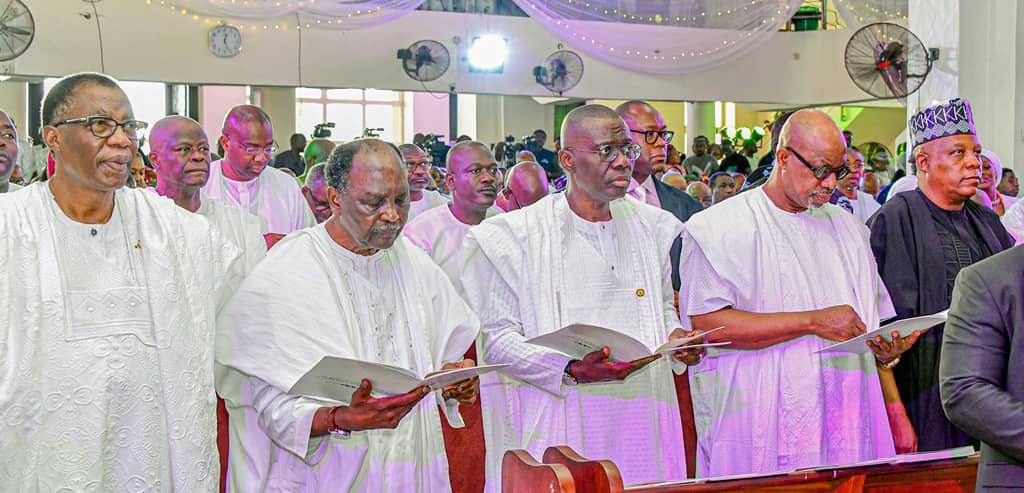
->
[684,102,716,154]
[0,81,28,136]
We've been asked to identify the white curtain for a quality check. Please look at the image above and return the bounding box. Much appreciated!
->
[509,0,804,75]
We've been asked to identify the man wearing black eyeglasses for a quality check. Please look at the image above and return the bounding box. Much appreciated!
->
[869,98,1014,454]
[616,100,702,292]
[399,143,449,219]
[0,72,245,492]
[679,109,921,476]
[201,105,314,246]
[460,104,705,489]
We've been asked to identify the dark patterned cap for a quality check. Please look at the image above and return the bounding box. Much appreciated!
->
[909,98,976,149]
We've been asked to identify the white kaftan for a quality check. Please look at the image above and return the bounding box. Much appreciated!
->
[216,224,479,492]
[1002,199,1024,245]
[460,194,688,491]
[0,184,242,492]
[196,197,267,273]
[408,189,449,219]
[201,159,315,234]
[679,187,897,477]
[403,203,501,277]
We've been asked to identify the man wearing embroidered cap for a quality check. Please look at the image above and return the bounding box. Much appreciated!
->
[869,98,1014,451]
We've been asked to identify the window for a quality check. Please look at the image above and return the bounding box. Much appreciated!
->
[43,78,167,152]
[295,88,405,143]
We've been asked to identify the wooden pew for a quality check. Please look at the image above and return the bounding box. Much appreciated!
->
[502,449,577,493]
[542,446,625,493]
[507,445,979,493]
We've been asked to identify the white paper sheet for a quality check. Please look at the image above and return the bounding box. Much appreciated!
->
[527,324,727,361]
[288,355,509,403]
[816,311,948,354]
[892,445,976,464]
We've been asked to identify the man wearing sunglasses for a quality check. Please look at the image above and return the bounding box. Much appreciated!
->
[616,101,703,293]
[460,104,705,490]
[679,109,920,476]
[869,98,1014,453]
[831,147,880,223]
[201,105,314,245]
[0,73,245,491]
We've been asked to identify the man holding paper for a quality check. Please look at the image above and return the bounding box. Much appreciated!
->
[678,109,919,477]
[216,139,481,492]
[460,104,703,490]
[869,99,1014,451]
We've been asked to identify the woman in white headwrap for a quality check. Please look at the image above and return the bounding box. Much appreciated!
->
[979,149,1007,215]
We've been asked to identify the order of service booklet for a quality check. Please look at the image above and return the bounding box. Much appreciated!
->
[288,356,509,404]
[526,324,729,361]
[816,311,948,355]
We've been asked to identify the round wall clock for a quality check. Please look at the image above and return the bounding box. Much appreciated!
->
[209,25,242,58]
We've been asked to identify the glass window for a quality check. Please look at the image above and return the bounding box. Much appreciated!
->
[327,88,364,100]
[296,88,405,143]
[364,89,399,102]
[43,78,166,152]
[326,103,365,141]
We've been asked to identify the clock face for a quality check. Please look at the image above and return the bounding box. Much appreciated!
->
[209,25,242,58]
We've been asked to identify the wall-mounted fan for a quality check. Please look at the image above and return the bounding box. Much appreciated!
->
[0,0,34,62]
[397,40,450,82]
[534,50,583,95]
[845,22,932,99]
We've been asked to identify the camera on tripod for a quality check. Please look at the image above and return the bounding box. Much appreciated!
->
[421,134,450,168]
[313,122,335,139]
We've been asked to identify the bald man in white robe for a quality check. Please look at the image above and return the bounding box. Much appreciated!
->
[460,105,703,490]
[679,109,920,477]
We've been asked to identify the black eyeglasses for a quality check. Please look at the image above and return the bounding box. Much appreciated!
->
[53,116,148,141]
[785,146,850,181]
[564,143,642,163]
[630,129,674,145]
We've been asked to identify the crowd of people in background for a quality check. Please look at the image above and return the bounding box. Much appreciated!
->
[2,72,1023,492]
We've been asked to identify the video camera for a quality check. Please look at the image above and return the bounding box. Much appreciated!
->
[313,122,335,139]
[421,133,450,169]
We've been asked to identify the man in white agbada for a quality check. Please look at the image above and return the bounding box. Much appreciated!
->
[0,110,22,193]
[460,104,704,490]
[835,147,881,222]
[216,138,481,492]
[201,104,314,246]
[404,140,501,276]
[678,109,922,477]
[150,115,266,271]
[302,163,332,223]
[0,73,242,491]
[400,143,449,219]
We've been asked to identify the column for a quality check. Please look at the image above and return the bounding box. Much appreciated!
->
[684,101,716,154]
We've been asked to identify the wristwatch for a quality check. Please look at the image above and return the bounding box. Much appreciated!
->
[562,359,580,386]
[326,407,352,438]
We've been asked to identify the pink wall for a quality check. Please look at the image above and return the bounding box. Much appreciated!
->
[413,92,449,138]
[201,86,249,151]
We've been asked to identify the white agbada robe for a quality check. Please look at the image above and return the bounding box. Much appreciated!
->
[408,188,449,219]
[403,203,501,276]
[460,194,688,491]
[201,159,315,234]
[0,183,242,491]
[216,224,479,492]
[5,182,22,193]
[196,197,267,273]
[1002,199,1024,245]
[679,187,897,477]
[882,175,918,203]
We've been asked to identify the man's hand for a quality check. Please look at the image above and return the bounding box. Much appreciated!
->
[333,379,429,432]
[440,358,480,406]
[886,400,918,453]
[668,328,706,366]
[568,347,661,384]
[264,233,286,249]
[867,329,927,365]
[809,305,867,342]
